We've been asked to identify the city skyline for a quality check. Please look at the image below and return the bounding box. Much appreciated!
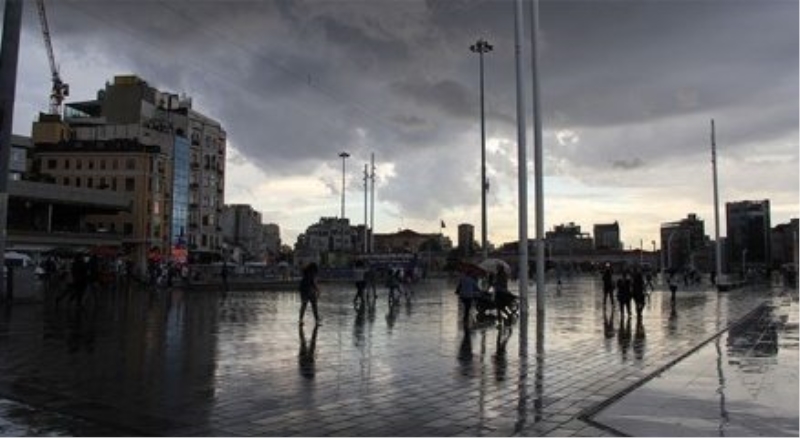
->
[13,0,799,247]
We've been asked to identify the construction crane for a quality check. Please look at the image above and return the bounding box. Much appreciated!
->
[36,0,69,116]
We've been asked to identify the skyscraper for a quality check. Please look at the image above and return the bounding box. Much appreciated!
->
[726,200,771,273]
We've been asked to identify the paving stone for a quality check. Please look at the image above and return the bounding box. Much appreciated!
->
[0,277,792,436]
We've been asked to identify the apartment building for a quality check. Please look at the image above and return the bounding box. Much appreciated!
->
[31,75,226,271]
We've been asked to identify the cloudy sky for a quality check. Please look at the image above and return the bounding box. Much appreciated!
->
[13,0,799,249]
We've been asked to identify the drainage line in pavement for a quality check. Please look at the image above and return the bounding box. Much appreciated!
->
[576,301,770,436]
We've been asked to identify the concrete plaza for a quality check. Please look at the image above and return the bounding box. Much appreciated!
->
[0,275,796,436]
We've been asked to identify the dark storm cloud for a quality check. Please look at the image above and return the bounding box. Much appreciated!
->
[17,0,798,229]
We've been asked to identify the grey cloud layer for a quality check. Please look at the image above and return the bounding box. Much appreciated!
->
[18,0,798,226]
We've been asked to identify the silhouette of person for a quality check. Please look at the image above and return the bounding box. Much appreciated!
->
[298,263,321,325]
[352,260,367,307]
[298,323,318,380]
[57,254,88,307]
[456,268,482,329]
[631,267,646,319]
[602,264,615,310]
[667,273,678,305]
[616,270,632,320]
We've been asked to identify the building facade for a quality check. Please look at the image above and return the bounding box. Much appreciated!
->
[593,221,621,251]
[31,75,226,271]
[660,213,707,272]
[771,219,798,269]
[546,222,593,256]
[220,204,266,262]
[457,223,475,255]
[726,200,771,273]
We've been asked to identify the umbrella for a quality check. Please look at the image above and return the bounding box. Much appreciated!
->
[458,261,487,277]
[479,258,511,275]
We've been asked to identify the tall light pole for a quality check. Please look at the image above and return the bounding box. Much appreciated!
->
[339,152,349,219]
[470,38,492,260]
[339,151,349,254]
[363,163,368,254]
[711,119,723,278]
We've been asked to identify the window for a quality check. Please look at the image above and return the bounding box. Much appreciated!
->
[76,159,82,170]
[99,177,106,189]
[87,177,93,188]
[75,177,81,188]
[125,158,135,170]
[63,177,70,186]
[124,223,133,236]
[88,160,94,170]
[125,178,135,192]
[112,178,117,191]
[47,159,57,170]
[64,159,70,170]
[112,159,118,170]
[100,160,106,170]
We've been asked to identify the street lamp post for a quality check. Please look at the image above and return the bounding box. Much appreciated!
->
[470,38,493,260]
[339,152,349,253]
[339,152,350,220]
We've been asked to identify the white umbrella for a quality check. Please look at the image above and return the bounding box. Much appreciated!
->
[479,258,511,275]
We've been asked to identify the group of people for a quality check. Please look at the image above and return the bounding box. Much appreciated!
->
[601,265,649,320]
[455,265,517,329]
[298,261,422,326]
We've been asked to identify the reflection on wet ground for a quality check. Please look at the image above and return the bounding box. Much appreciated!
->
[0,276,794,436]
[593,290,799,436]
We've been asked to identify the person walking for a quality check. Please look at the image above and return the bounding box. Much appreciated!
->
[616,270,632,320]
[667,273,678,306]
[456,267,482,329]
[493,266,515,321]
[352,260,367,307]
[631,267,646,319]
[298,262,321,325]
[601,264,615,310]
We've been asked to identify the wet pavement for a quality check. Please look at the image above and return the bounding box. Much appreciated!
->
[591,291,798,436]
[0,275,796,436]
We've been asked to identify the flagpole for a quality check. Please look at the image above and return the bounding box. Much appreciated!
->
[711,119,722,280]
[514,0,529,314]
[530,0,545,322]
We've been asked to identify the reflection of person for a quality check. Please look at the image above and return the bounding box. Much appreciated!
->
[617,317,631,362]
[298,324,318,379]
[494,325,512,381]
[603,307,615,340]
[457,330,473,376]
[298,263,321,325]
[633,318,646,361]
